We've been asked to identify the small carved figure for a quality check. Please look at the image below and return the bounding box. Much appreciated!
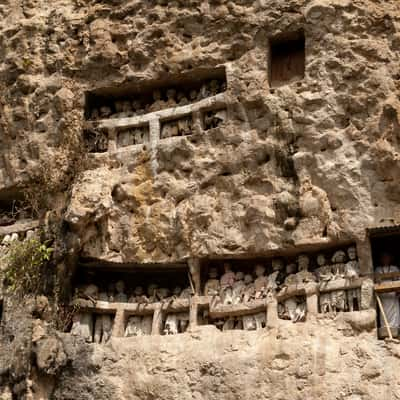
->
[242,315,257,331]
[71,312,93,342]
[165,88,177,108]
[189,89,198,102]
[177,117,193,136]
[122,100,133,117]
[132,100,144,116]
[172,286,182,298]
[125,316,143,337]
[115,280,128,303]
[204,268,220,296]
[161,121,179,139]
[164,314,179,335]
[199,83,210,99]
[331,250,347,278]
[83,284,99,300]
[204,109,227,130]
[242,274,255,302]
[345,246,359,280]
[283,263,297,287]
[147,284,159,303]
[254,264,268,299]
[220,263,235,305]
[149,90,166,112]
[267,259,284,292]
[141,315,153,335]
[90,108,99,120]
[114,100,124,118]
[209,80,220,96]
[347,288,361,312]
[319,292,333,313]
[100,106,112,119]
[232,271,245,305]
[223,317,236,331]
[177,92,189,106]
[179,287,192,300]
[315,254,333,282]
[330,289,347,313]
[254,312,266,329]
[296,255,316,284]
[283,297,306,322]
[157,287,171,302]
[178,312,189,333]
[129,286,147,304]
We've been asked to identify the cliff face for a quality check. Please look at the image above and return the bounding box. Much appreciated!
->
[0,0,400,399]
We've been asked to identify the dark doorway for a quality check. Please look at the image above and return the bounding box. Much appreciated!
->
[269,31,305,88]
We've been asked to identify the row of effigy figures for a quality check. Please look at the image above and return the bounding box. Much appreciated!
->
[71,281,192,341]
[90,79,227,121]
[71,246,361,340]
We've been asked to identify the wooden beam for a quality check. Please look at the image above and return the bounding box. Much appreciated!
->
[375,294,393,340]
[374,281,400,293]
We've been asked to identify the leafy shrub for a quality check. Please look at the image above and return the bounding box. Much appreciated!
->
[3,238,53,296]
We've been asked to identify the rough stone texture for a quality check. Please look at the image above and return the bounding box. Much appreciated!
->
[1,0,400,399]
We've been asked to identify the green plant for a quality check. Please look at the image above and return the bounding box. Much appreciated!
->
[3,238,53,296]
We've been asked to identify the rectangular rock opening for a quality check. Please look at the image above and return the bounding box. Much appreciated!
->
[73,261,192,301]
[278,294,307,322]
[369,226,400,339]
[117,124,150,148]
[85,67,227,121]
[0,188,32,226]
[83,129,108,153]
[269,30,305,88]
[318,287,361,314]
[201,107,227,131]
[160,114,194,139]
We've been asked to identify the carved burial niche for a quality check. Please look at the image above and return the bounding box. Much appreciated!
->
[0,188,31,226]
[269,30,305,88]
[83,129,108,153]
[84,67,227,121]
[160,115,194,139]
[117,124,150,148]
[368,225,400,339]
[202,108,227,131]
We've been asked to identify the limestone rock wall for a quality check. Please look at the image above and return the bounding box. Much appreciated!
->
[0,0,400,399]
[0,0,399,263]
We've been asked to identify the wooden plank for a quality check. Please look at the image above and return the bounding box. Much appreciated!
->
[209,300,266,318]
[71,298,190,314]
[376,294,393,340]
[374,281,400,293]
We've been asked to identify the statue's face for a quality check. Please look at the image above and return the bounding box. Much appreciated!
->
[333,251,345,263]
[173,286,182,295]
[189,90,197,99]
[167,89,176,98]
[223,263,231,273]
[147,284,158,296]
[116,281,125,293]
[235,271,244,281]
[122,101,131,112]
[348,247,357,260]
[317,254,325,266]
[115,101,124,112]
[135,286,143,295]
[209,268,218,279]
[272,259,283,271]
[244,274,253,284]
[298,255,309,271]
[286,264,297,274]
[255,265,265,277]
[153,91,161,101]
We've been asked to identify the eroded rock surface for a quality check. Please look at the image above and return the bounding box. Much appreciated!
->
[1,0,400,399]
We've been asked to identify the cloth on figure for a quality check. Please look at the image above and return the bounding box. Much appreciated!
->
[376,265,400,329]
